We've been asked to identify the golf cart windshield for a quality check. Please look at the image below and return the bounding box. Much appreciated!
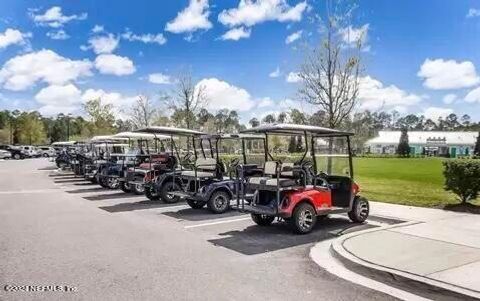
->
[314,136,352,177]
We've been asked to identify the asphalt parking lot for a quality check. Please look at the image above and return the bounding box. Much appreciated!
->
[0,159,399,300]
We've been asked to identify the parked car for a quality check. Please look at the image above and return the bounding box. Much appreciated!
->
[0,144,27,159]
[38,146,56,157]
[20,145,41,158]
[0,149,12,159]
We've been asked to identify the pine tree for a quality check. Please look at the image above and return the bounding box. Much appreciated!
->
[288,136,297,153]
[474,131,480,156]
[396,128,410,157]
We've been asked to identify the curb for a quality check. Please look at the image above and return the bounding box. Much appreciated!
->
[330,223,480,301]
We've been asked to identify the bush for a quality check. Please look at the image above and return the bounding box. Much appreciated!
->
[443,160,480,203]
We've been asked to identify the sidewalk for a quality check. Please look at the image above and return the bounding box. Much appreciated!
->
[322,202,480,300]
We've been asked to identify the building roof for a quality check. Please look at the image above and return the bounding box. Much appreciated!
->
[365,131,478,146]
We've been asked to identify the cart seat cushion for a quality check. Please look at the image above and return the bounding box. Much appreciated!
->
[280,162,294,177]
[248,176,269,185]
[265,178,297,187]
[264,161,278,175]
[195,157,217,171]
[181,170,215,178]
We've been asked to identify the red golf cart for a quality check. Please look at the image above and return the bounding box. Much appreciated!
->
[234,123,369,234]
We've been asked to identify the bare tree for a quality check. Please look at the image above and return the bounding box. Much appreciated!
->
[166,71,208,129]
[130,95,157,129]
[298,1,363,129]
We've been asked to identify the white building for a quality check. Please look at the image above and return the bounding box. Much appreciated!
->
[365,131,478,157]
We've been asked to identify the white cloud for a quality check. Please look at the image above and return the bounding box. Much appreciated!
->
[442,93,458,104]
[196,78,255,112]
[0,28,31,49]
[465,86,480,103]
[81,88,138,119]
[269,67,281,78]
[83,34,119,54]
[46,29,69,40]
[94,54,136,76]
[220,27,251,41]
[338,24,369,49]
[423,107,454,121]
[257,97,274,108]
[92,25,104,33]
[285,30,302,44]
[0,49,93,91]
[121,30,167,45]
[148,73,172,84]
[218,0,308,27]
[35,84,82,115]
[417,58,480,90]
[358,76,424,111]
[30,6,87,28]
[165,0,212,34]
[286,72,301,83]
[466,8,480,18]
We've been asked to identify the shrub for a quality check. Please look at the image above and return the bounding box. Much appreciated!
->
[396,128,410,157]
[443,160,480,203]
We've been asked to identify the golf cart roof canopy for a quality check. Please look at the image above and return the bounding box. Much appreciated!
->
[113,131,170,140]
[51,141,76,146]
[241,123,353,136]
[135,126,205,136]
[90,135,129,143]
[199,133,265,140]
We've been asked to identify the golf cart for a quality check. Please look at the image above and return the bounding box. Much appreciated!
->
[170,133,266,214]
[52,141,76,168]
[234,123,369,234]
[134,126,206,203]
[83,136,128,186]
[111,132,171,194]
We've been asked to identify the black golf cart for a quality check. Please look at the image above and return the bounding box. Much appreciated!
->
[133,126,206,203]
[170,133,266,214]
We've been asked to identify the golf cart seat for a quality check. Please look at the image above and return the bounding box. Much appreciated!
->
[181,157,217,178]
[248,161,298,187]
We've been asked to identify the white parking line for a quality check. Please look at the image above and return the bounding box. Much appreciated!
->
[184,216,251,229]
[0,188,60,194]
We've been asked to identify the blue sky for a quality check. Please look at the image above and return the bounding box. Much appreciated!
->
[0,0,479,123]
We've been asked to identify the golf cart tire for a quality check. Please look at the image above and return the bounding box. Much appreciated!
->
[160,181,181,203]
[145,186,160,201]
[291,202,317,234]
[119,182,131,193]
[348,196,369,223]
[107,178,119,189]
[207,190,231,214]
[89,177,98,184]
[187,199,206,209]
[132,184,145,195]
[251,214,275,226]
[99,177,109,188]
[14,153,21,160]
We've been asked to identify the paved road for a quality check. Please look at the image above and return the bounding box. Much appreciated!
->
[0,159,397,300]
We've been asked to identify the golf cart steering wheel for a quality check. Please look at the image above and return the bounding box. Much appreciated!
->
[227,157,241,176]
[182,153,194,166]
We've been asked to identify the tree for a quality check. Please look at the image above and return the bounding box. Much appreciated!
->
[83,98,116,135]
[16,112,47,145]
[288,136,297,153]
[129,95,157,129]
[289,109,308,124]
[396,128,410,157]
[262,114,276,124]
[165,71,207,129]
[249,118,260,128]
[298,1,362,129]
[474,132,480,156]
[443,160,480,204]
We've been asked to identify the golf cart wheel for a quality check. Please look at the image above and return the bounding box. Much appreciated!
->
[132,184,145,195]
[99,177,109,188]
[43,153,49,158]
[207,190,231,214]
[107,178,119,189]
[145,186,160,201]
[14,153,21,160]
[291,202,317,234]
[251,214,275,226]
[348,196,369,223]
[160,181,181,204]
[89,177,98,184]
[187,199,206,209]
[119,181,131,193]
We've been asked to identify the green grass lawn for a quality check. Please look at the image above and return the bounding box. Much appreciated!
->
[354,157,479,208]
